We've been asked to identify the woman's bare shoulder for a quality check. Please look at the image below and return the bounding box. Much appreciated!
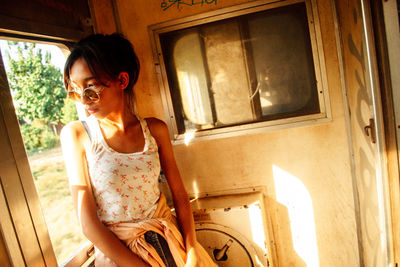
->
[60,120,90,151]
[61,121,85,140]
[145,117,168,132]
[144,117,170,143]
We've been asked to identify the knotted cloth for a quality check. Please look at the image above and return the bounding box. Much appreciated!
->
[94,193,217,267]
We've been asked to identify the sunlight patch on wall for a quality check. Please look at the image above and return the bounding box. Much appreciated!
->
[192,180,199,200]
[184,130,195,146]
[273,165,319,267]
[248,202,267,255]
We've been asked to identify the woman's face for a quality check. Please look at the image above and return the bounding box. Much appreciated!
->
[68,58,124,118]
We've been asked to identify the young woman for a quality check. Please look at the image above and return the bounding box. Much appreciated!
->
[60,34,215,266]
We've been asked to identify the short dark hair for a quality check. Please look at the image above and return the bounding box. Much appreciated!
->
[64,33,140,92]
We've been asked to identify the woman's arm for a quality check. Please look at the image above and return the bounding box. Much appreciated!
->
[147,119,197,251]
[60,121,149,267]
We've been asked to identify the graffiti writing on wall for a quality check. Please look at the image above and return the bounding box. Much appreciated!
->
[347,3,383,266]
[161,0,217,11]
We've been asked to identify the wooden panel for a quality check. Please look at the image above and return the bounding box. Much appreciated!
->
[90,0,117,34]
[0,97,44,266]
[0,177,22,267]
[0,0,92,41]
[0,232,11,267]
[376,0,400,263]
[0,70,57,267]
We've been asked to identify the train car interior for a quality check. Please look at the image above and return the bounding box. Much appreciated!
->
[0,0,399,266]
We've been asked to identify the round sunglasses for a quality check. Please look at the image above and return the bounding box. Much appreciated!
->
[67,83,105,103]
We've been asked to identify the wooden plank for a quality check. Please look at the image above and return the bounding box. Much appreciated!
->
[370,0,400,263]
[0,176,24,267]
[0,84,58,266]
[0,102,44,266]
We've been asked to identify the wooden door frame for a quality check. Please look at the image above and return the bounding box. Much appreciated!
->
[370,0,400,264]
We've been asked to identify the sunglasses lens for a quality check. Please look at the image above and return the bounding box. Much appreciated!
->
[84,89,100,102]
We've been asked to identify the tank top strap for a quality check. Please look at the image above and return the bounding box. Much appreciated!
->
[137,116,158,152]
[85,115,158,153]
[81,120,92,142]
[85,115,102,143]
[138,117,149,138]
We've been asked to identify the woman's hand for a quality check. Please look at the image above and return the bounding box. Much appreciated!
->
[147,119,216,267]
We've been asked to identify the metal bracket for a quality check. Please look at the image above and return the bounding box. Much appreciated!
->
[364,118,376,143]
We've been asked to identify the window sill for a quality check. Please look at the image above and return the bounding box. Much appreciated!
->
[171,112,332,145]
[61,242,94,267]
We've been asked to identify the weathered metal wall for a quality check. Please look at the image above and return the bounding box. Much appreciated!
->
[90,0,361,266]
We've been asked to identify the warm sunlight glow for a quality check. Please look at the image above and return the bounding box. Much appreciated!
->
[192,181,199,200]
[178,71,211,126]
[260,97,273,107]
[254,255,263,266]
[273,165,319,267]
[184,131,195,146]
[376,167,389,253]
[248,202,267,255]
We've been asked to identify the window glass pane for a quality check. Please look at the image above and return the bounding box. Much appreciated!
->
[202,20,254,126]
[247,3,320,119]
[160,2,321,135]
[174,30,214,131]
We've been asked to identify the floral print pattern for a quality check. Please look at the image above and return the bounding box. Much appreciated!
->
[85,116,161,225]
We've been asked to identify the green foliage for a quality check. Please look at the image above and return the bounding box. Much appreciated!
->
[20,123,41,152]
[7,41,66,124]
[61,98,79,124]
[41,126,59,149]
[5,41,72,152]
[20,120,59,153]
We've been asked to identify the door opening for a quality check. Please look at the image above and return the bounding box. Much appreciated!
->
[0,38,88,265]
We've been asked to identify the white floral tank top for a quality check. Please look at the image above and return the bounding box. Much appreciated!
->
[85,115,161,225]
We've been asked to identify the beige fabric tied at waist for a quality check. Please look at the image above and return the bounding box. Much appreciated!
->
[94,193,217,267]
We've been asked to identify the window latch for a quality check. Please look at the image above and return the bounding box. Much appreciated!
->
[364,118,376,144]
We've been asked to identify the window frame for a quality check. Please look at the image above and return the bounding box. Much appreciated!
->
[0,40,58,266]
[149,0,331,144]
[0,34,93,266]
